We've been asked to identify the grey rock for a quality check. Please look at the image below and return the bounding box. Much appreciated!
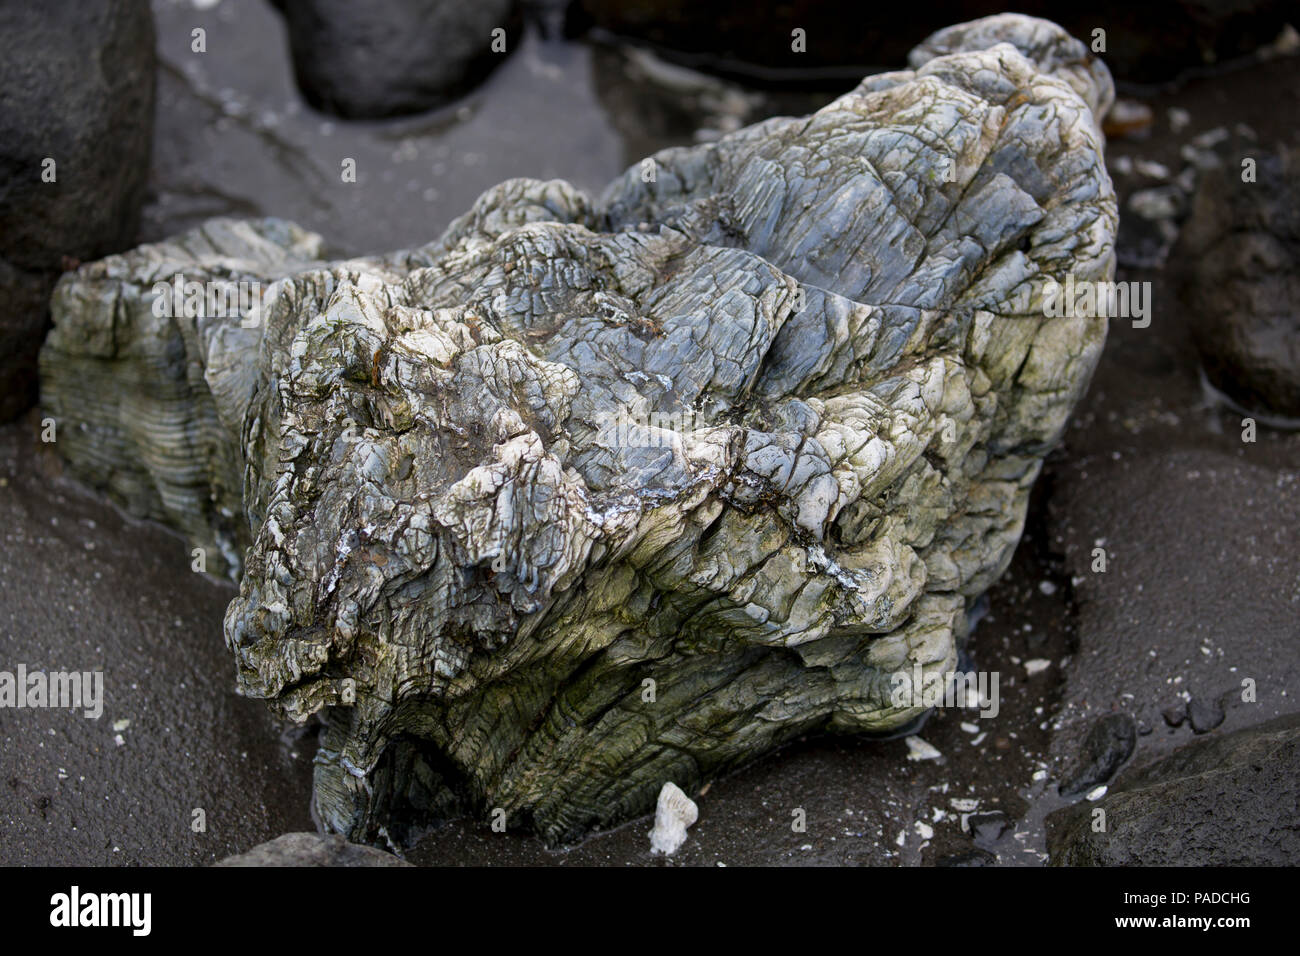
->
[1058,712,1137,797]
[214,832,410,866]
[1187,695,1226,735]
[1048,714,1300,866]
[278,0,521,119]
[1173,147,1300,421]
[42,15,1116,845]
[967,811,1009,843]
[0,262,52,421]
[0,0,155,421]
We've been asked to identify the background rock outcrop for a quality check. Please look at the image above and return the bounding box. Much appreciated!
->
[41,15,1116,846]
[1048,714,1300,866]
[572,0,1294,86]
[276,0,522,119]
[0,0,155,421]
[1172,146,1300,422]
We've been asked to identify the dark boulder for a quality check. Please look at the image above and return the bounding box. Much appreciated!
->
[0,0,155,421]
[1048,713,1300,865]
[278,0,522,119]
[1173,147,1300,422]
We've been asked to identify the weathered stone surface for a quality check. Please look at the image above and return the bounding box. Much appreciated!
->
[1048,714,1300,866]
[906,15,1113,123]
[40,220,328,577]
[277,0,521,119]
[42,15,1116,845]
[0,0,155,421]
[214,832,410,866]
[1173,147,1300,422]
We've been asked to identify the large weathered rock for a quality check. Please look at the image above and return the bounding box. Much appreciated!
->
[1173,147,1300,422]
[277,0,522,119]
[42,15,1116,845]
[0,0,155,421]
[1047,714,1300,866]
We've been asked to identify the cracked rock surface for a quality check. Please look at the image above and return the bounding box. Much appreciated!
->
[40,15,1116,845]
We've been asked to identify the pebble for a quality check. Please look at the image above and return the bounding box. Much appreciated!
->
[1134,159,1171,180]
[1128,186,1184,221]
[1187,696,1226,734]
[1104,99,1153,137]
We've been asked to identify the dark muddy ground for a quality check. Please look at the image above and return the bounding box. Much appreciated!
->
[1,0,1296,866]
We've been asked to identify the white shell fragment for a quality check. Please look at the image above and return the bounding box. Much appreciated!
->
[906,736,943,762]
[649,782,699,856]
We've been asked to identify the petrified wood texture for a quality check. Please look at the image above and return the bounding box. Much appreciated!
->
[41,15,1116,844]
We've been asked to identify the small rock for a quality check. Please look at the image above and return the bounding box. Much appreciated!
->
[1128,185,1185,221]
[214,833,410,866]
[967,811,1009,842]
[1134,159,1171,180]
[1265,23,1300,57]
[1058,712,1137,797]
[1187,695,1226,734]
[1162,703,1187,727]
[1103,98,1152,138]
[1191,127,1230,150]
